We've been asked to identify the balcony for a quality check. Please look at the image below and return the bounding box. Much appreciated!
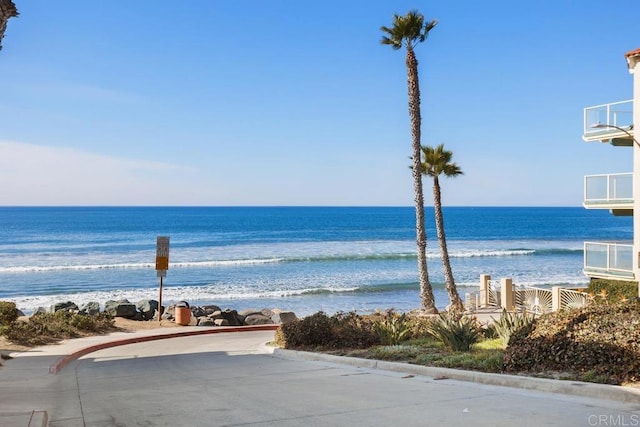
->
[583,241,634,280]
[583,173,633,213]
[583,100,634,145]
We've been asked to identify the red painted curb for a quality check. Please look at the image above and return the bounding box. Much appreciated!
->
[49,324,280,375]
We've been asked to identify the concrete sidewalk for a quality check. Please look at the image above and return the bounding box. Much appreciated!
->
[0,325,639,426]
[0,325,278,426]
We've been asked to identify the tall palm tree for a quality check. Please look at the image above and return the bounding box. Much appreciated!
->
[0,0,18,51]
[381,10,438,313]
[420,144,464,315]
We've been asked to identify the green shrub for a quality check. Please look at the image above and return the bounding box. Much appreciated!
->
[427,314,480,352]
[373,310,412,345]
[588,278,638,303]
[503,300,640,385]
[481,323,498,339]
[68,312,114,332]
[492,309,536,346]
[274,311,334,348]
[0,311,114,346]
[274,311,377,349]
[0,301,19,326]
[332,311,378,348]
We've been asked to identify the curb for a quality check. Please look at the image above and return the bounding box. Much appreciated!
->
[28,410,48,427]
[49,324,279,374]
[272,348,640,405]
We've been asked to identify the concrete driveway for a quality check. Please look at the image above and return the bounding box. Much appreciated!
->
[1,327,639,426]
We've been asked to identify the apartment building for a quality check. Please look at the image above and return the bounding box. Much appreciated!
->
[582,48,640,297]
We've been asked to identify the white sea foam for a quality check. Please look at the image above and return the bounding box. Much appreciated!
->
[0,246,540,273]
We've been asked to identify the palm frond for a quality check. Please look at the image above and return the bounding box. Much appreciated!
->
[419,144,463,178]
[380,10,436,50]
[0,0,18,51]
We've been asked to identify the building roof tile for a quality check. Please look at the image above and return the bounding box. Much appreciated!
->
[624,48,640,58]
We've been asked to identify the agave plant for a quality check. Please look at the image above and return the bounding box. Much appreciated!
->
[427,313,480,351]
[492,309,536,346]
[373,310,413,345]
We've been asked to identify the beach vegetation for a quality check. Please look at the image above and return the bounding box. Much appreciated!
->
[380,10,438,314]
[587,278,638,304]
[491,309,535,346]
[331,332,504,373]
[419,144,465,315]
[372,309,413,345]
[278,303,640,385]
[416,346,504,373]
[503,300,640,385]
[0,309,115,346]
[426,313,481,351]
[274,311,377,349]
[369,344,423,361]
[0,301,19,326]
[481,322,499,339]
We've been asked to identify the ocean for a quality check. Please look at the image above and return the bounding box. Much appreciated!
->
[0,206,632,317]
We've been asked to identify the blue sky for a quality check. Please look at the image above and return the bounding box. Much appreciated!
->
[0,0,637,206]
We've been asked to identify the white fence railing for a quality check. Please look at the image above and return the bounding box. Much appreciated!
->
[473,275,589,314]
[559,288,589,310]
[515,286,553,315]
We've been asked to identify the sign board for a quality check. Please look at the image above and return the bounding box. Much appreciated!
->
[156,236,170,272]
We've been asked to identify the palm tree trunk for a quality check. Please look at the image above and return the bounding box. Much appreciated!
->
[0,0,18,51]
[432,176,464,315]
[406,46,437,314]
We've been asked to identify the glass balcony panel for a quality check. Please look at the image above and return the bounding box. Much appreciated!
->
[584,242,608,269]
[584,242,633,277]
[584,173,633,206]
[610,244,633,271]
[583,100,634,140]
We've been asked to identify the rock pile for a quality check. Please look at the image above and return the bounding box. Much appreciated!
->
[42,299,297,327]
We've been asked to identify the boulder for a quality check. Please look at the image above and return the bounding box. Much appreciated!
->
[214,318,229,327]
[220,309,243,326]
[238,308,261,317]
[201,305,221,315]
[137,299,159,320]
[50,301,79,313]
[104,299,137,319]
[79,301,101,316]
[243,313,274,325]
[162,305,175,320]
[271,311,297,324]
[191,306,207,318]
[197,317,215,326]
[207,310,222,320]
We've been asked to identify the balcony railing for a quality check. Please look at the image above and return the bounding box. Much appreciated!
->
[583,241,634,279]
[583,100,634,142]
[583,173,633,208]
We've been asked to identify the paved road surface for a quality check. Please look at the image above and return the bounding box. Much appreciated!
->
[1,328,639,426]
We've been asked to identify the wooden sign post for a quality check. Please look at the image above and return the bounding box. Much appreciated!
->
[156,236,170,324]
